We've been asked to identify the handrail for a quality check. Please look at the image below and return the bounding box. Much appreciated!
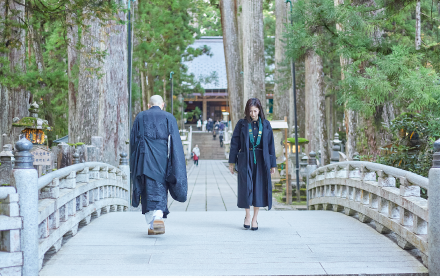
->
[310,161,429,190]
[0,186,17,199]
[38,162,126,190]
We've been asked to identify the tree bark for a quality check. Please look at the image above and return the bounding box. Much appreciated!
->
[0,0,30,147]
[273,0,291,124]
[294,59,306,138]
[304,49,328,164]
[335,0,357,160]
[141,70,147,110]
[242,0,265,110]
[67,4,79,147]
[236,0,244,66]
[99,9,129,164]
[416,0,421,50]
[220,0,244,129]
[163,76,167,109]
[69,9,128,166]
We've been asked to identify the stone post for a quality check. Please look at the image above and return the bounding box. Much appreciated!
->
[119,152,130,205]
[428,139,440,275]
[330,133,341,164]
[353,152,360,161]
[11,138,39,275]
[91,136,103,162]
[300,155,308,178]
[72,150,80,165]
[306,151,318,209]
[0,144,13,185]
[57,142,71,169]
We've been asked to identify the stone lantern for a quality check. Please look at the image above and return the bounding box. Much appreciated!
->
[12,102,51,147]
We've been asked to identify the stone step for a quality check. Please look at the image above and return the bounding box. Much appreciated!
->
[192,133,226,160]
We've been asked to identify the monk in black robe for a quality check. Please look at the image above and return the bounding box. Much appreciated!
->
[130,95,187,235]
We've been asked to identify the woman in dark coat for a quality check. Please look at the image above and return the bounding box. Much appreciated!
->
[228,98,277,230]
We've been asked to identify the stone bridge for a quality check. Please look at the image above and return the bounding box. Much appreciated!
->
[1,138,440,276]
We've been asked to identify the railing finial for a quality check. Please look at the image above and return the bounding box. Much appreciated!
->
[119,152,128,165]
[72,150,80,165]
[353,152,360,161]
[14,137,34,169]
[432,139,440,168]
[308,151,317,166]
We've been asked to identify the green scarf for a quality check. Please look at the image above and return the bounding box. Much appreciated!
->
[249,117,263,164]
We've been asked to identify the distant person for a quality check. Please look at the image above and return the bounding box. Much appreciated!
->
[219,122,225,131]
[130,95,188,235]
[207,119,212,132]
[219,130,224,147]
[203,119,207,132]
[192,145,200,166]
[228,98,277,231]
[197,119,202,131]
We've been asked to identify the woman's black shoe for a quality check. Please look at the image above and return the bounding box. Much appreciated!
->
[251,221,258,231]
[243,217,250,229]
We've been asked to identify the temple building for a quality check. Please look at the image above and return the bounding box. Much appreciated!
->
[184,36,273,124]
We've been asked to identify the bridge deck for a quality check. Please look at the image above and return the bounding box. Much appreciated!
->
[39,161,428,276]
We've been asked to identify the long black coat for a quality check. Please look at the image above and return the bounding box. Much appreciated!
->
[130,106,188,213]
[228,119,277,210]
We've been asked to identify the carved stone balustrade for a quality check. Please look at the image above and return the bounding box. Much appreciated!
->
[4,138,130,275]
[308,161,429,266]
[36,161,129,270]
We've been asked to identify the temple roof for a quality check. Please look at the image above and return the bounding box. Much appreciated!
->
[184,36,228,90]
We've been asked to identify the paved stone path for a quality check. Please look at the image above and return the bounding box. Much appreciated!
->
[168,160,243,211]
[40,160,428,276]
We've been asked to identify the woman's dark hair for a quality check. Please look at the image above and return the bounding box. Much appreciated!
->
[244,98,265,122]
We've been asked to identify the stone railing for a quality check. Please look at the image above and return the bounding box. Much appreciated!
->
[308,156,439,274]
[2,138,130,275]
[0,186,22,275]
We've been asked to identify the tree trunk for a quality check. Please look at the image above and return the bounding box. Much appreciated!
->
[273,0,290,124]
[416,0,421,50]
[294,59,306,138]
[67,4,79,146]
[0,0,30,147]
[69,9,128,166]
[242,0,265,110]
[70,16,101,145]
[335,0,357,159]
[236,0,244,66]
[220,0,244,129]
[147,73,153,105]
[305,49,328,164]
[99,9,129,164]
[163,76,167,110]
[141,70,147,110]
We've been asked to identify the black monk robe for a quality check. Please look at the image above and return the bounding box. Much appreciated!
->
[228,119,277,210]
[130,106,188,215]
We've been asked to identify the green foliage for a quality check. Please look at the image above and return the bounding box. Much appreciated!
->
[186,107,202,122]
[196,1,222,36]
[0,0,123,143]
[375,112,440,177]
[286,138,310,144]
[285,0,440,119]
[133,0,218,113]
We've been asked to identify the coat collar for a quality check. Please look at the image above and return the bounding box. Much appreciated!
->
[149,106,162,110]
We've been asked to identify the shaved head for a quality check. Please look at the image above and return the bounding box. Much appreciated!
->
[149,95,164,106]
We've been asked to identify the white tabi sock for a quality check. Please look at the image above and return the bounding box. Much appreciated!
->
[144,211,154,229]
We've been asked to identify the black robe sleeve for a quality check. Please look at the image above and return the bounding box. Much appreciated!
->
[129,114,142,207]
[228,120,242,164]
[166,115,188,202]
[267,122,277,168]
